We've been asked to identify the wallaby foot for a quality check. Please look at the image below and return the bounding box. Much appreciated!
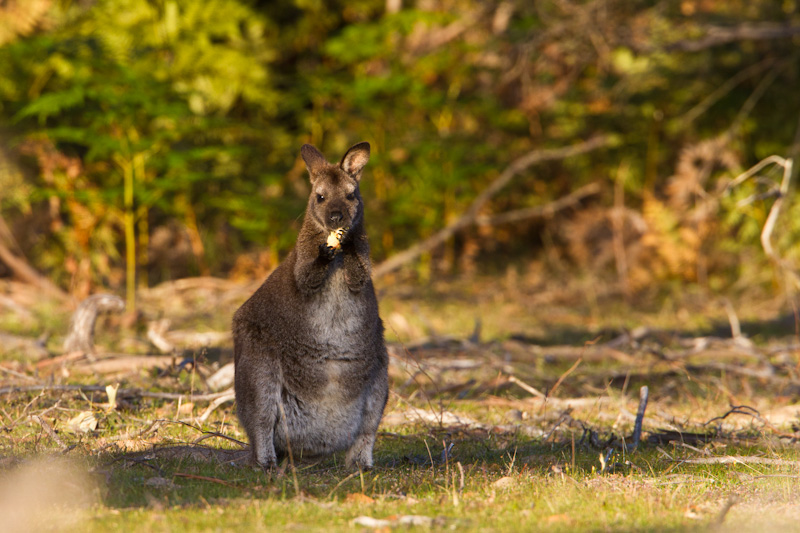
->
[345,433,376,470]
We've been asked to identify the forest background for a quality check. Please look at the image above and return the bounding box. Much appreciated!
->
[1,0,800,310]
[3,2,800,530]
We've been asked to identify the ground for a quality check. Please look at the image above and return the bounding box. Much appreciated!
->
[0,271,799,532]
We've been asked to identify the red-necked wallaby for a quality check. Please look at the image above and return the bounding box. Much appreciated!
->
[232,142,388,470]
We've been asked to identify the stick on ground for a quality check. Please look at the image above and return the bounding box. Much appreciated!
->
[629,385,649,451]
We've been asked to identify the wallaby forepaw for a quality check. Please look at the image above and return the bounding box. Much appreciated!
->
[318,243,338,261]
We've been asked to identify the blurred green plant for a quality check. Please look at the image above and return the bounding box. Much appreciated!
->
[0,0,799,300]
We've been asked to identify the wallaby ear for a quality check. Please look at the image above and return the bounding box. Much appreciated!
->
[340,142,371,179]
[301,144,328,179]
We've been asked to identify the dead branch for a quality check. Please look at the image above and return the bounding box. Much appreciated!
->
[373,136,612,278]
[0,214,68,301]
[704,404,762,427]
[205,362,235,391]
[680,58,775,127]
[71,354,176,375]
[165,329,232,348]
[629,385,649,451]
[0,383,234,402]
[726,154,797,285]
[507,375,547,399]
[475,182,602,226]
[0,332,48,359]
[667,23,800,52]
[680,456,800,466]
[31,414,67,450]
[196,391,236,424]
[0,293,35,322]
[173,472,240,488]
[35,350,85,369]
[704,404,797,438]
[63,294,125,353]
[147,319,174,353]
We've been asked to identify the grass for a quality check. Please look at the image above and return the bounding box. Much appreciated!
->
[1,274,799,531]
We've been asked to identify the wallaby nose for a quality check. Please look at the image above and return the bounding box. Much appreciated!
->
[329,210,343,225]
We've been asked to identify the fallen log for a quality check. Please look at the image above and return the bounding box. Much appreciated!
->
[63,294,125,353]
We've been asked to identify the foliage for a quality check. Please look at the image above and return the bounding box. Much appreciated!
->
[0,0,799,297]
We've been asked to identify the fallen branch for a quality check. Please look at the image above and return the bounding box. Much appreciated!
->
[196,391,236,424]
[63,294,125,353]
[374,136,612,278]
[0,332,48,359]
[667,23,800,52]
[508,375,547,399]
[681,456,800,466]
[725,154,798,286]
[72,354,176,375]
[147,319,174,354]
[0,214,68,301]
[173,472,240,488]
[36,351,87,369]
[31,414,67,450]
[0,383,234,401]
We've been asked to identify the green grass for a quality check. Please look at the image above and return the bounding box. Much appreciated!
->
[1,276,799,531]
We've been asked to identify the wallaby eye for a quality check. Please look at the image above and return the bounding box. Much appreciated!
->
[316,194,325,203]
[346,193,355,201]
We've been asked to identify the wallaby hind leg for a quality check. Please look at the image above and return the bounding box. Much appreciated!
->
[242,396,278,470]
[234,338,280,470]
[345,369,388,469]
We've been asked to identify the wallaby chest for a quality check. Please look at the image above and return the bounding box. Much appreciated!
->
[305,262,367,348]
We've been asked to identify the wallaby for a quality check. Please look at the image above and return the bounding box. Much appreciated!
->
[232,142,389,471]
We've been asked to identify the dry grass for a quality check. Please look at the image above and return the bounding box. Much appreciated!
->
[1,274,799,531]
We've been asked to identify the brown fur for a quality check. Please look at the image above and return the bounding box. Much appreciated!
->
[232,142,388,470]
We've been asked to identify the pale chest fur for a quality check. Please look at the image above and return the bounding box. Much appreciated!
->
[306,266,367,353]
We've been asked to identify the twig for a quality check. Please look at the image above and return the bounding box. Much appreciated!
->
[195,391,236,423]
[31,414,67,450]
[681,456,800,466]
[703,404,796,438]
[542,410,573,442]
[0,383,235,402]
[0,332,49,359]
[147,319,175,354]
[326,471,360,500]
[373,136,612,278]
[173,472,240,488]
[36,351,86,369]
[63,294,125,354]
[725,154,796,282]
[192,431,246,448]
[680,58,775,127]
[475,182,602,226]
[0,365,40,382]
[704,404,762,426]
[153,418,246,447]
[507,375,547,399]
[548,358,582,398]
[722,299,743,340]
[724,62,784,141]
[666,23,800,52]
[628,385,649,451]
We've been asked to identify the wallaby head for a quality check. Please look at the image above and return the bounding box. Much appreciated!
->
[301,142,371,234]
